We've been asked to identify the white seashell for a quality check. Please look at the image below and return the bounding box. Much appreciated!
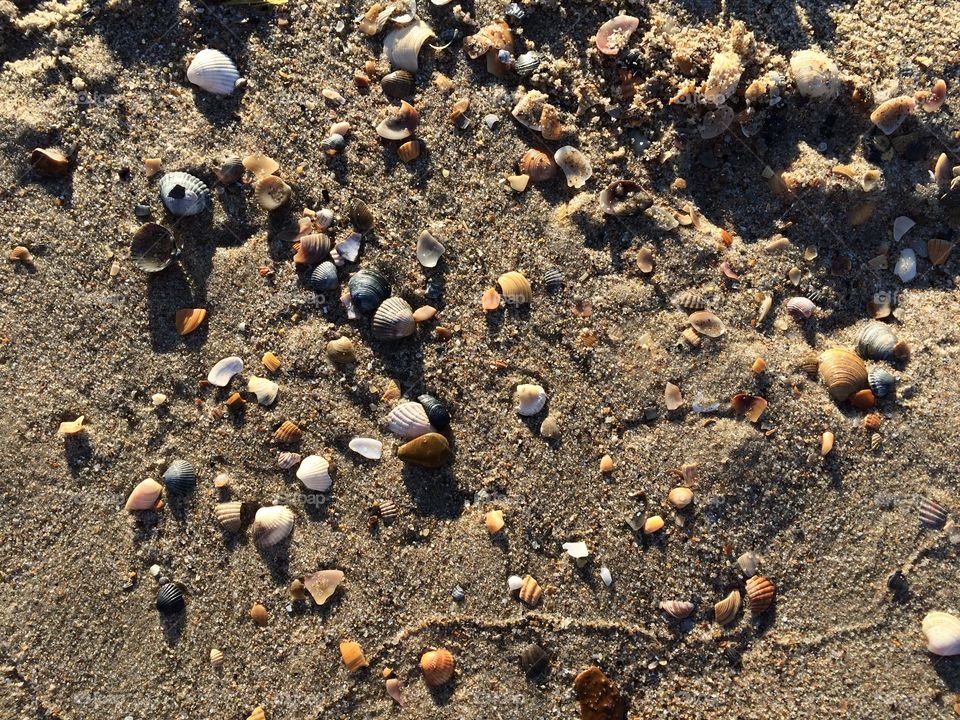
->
[247,376,279,406]
[390,0,417,23]
[562,541,589,562]
[159,172,210,216]
[600,566,612,587]
[277,451,301,470]
[297,455,332,492]
[789,49,839,99]
[208,356,243,386]
[894,248,917,282]
[252,505,295,546]
[349,437,383,460]
[125,478,163,511]
[737,551,760,577]
[335,233,362,263]
[893,216,916,243]
[553,146,592,188]
[372,297,416,341]
[384,19,435,72]
[515,384,547,416]
[386,401,435,439]
[660,600,695,619]
[922,611,960,656]
[186,49,240,95]
[416,230,445,268]
[507,575,524,591]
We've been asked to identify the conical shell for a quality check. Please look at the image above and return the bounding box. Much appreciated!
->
[273,420,302,443]
[297,455,332,492]
[131,223,177,272]
[208,356,243,386]
[922,611,960,656]
[159,172,210,216]
[175,308,207,335]
[920,497,948,529]
[311,261,339,290]
[497,271,532,305]
[553,146,592,188]
[745,575,775,614]
[293,233,331,264]
[348,269,391,314]
[515,384,546,416]
[339,641,368,672]
[518,575,542,606]
[253,505,295,546]
[303,569,344,605]
[247,376,279,406]
[396,432,450,467]
[420,648,454,686]
[384,19,434,72]
[714,589,741,625]
[372,297,416,340]
[520,644,549,676]
[214,501,244,532]
[186,49,240,95]
[125,478,163,511]
[163,459,197,494]
[156,583,185,614]
[386,402,435,439]
[417,394,450,430]
[660,600,695,620]
[818,348,868,401]
[789,49,839,99]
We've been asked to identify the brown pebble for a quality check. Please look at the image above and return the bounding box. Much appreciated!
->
[326,337,357,364]
[751,357,766,373]
[573,666,627,720]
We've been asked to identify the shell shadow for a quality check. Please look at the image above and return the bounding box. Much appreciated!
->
[256,541,292,584]
[932,656,960,692]
[160,609,186,647]
[426,679,456,706]
[63,435,93,477]
[401,462,465,520]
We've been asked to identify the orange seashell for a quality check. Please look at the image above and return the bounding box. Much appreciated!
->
[928,238,954,267]
[481,287,501,311]
[818,349,868,401]
[751,357,766,373]
[850,388,875,409]
[420,648,454,686]
[496,271,532,305]
[412,305,437,322]
[381,380,401,402]
[8,246,33,263]
[225,392,246,409]
[745,575,776,613]
[518,575,542,606]
[339,640,369,672]
[246,707,266,720]
[274,420,302,443]
[643,515,664,534]
[485,509,505,534]
[175,308,207,335]
[397,139,421,163]
[262,352,281,372]
[731,393,767,422]
[125,478,163,511]
[864,413,882,432]
[599,454,614,473]
[519,148,557,182]
[250,603,268,626]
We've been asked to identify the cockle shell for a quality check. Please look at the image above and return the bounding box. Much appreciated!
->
[303,569,344,605]
[514,51,541,76]
[187,49,240,95]
[868,367,896,397]
[376,100,419,140]
[386,402,435,439]
[131,223,177,272]
[156,583,185,614]
[254,175,292,210]
[311,261,339,290]
[928,238,954,266]
[871,96,915,134]
[855,322,897,360]
[384,19,434,72]
[159,172,210,216]
[215,156,244,184]
[382,69,415,98]
[515,384,547,416]
[210,648,224,669]
[497,271,532,305]
[745,575,775,613]
[518,575,542,606]
[274,420,302,443]
[660,600,695,620]
[277,451,301,470]
[789,49,839,98]
[818,348,868,401]
[786,296,816,319]
[339,641,368,673]
[297,455,332,492]
[519,149,557,183]
[520,644,549,676]
[544,267,564,293]
[919,497,948,529]
[348,269,390,314]
[244,376,276,406]
[252,505,295,546]
[714,589,741,625]
[208,356,243,386]
[703,51,742,104]
[163,459,197,494]
[349,437,383,460]
[599,180,652,216]
[214,501,244,532]
[293,233,331,265]
[125,478,163,511]
[674,290,706,311]
[378,500,399,523]
[921,611,960,656]
[595,15,639,55]
[397,432,449,467]
[554,146,592,188]
[372,297,416,340]
[420,648,454,686]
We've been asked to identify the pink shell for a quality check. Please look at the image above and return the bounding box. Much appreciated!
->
[125,479,163,511]
[278,452,302,470]
[596,15,639,55]
[786,296,816,319]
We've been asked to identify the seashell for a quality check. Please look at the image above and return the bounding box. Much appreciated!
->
[273,420,302,443]
[920,497,948,529]
[928,238,954,266]
[29,147,70,177]
[397,432,450,467]
[293,234,331,265]
[333,233,362,265]
[674,290,706,311]
[187,49,240,95]
[518,575,542,606]
[261,352,281,373]
[893,215,915,243]
[416,230,445,268]
[303,569,344,605]
[297,455,332,492]
[175,308,207,335]
[242,153,280,179]
[786,296,816,319]
[544,268,564,293]
[208,356,243,387]
[497,271,532,305]
[797,350,820,375]
[745,575,775,613]
[702,51,743,104]
[514,51,541,76]
[249,603,268,626]
[213,472,231,488]
[667,487,693,509]
[382,69,415,98]
[247,376,279,406]
[385,677,405,705]
[519,149,557,183]
[246,708,265,720]
[253,505,294,546]
[515,384,547,416]
[125,478,163,511]
[8,246,33,264]
[386,401,435,439]
[377,499,399,523]
[595,14,639,55]
[789,49,839,99]
[731,393,767,422]
[714,589,741,625]
[254,175,291,211]
[215,156,244,184]
[700,104,734,139]
[56,416,84,435]
[225,390,244,408]
[384,19,434,72]
[311,261,339,290]
[412,305,436,322]
[688,310,725,337]
[163,459,197,494]
[485,509,505,534]
[397,139,421,162]
[871,96,915,134]
[737,552,760,577]
[664,382,683,411]
[855,322,897,360]
[156,583,185,614]
[320,133,346,156]
[376,100,419,140]
[339,641,368,673]
[348,269,390,313]
[159,172,210,216]
[599,180,652,216]
[326,337,357,365]
[349,437,382,460]
[922,612,960,656]
[511,90,550,131]
[644,515,664,534]
[894,248,917,282]
[553,146,592,188]
[417,394,450,430]
[819,348,868,401]
[449,97,471,129]
[131,223,177,272]
[372,297,416,341]
[660,600,695,620]
[214,501,244,532]
[868,367,896,398]
[277,451,301,470]
[520,643,549,676]
[482,287,502,311]
[821,431,835,456]
[420,648,454,686]
[210,648,224,669]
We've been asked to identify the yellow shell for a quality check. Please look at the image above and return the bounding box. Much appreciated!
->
[746,575,776,614]
[518,575,542,607]
[57,416,85,435]
[262,351,281,372]
[714,589,741,625]
[175,308,207,335]
[420,648,454,686]
[818,348,868,401]
[246,707,266,720]
[496,271,532,305]
[485,509,505,534]
[396,432,450,468]
[339,640,369,672]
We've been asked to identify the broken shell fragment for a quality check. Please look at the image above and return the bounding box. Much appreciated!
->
[660,600,695,620]
[349,437,382,460]
[386,402,435,439]
[208,356,243,387]
[702,51,743,104]
[731,393,767,423]
[481,287,501,311]
[376,100,419,140]
[385,677,404,705]
[252,505,295,546]
[304,569,344,605]
[870,96,915,134]
[297,455,332,492]
[397,139,421,162]
[497,271,532,305]
[187,49,240,95]
[519,148,557,183]
[921,612,960,656]
[242,153,279,179]
[125,479,164,511]
[821,431,835,456]
[416,230,445,267]
[818,348,868,401]
[384,19,435,72]
[894,248,917,282]
[57,416,85,435]
[518,575,542,606]
[664,383,683,411]
[595,15,639,55]
[928,238,953,266]
[247,376,279,406]
[714,590,741,625]
[700,105,734,139]
[599,180,652,216]
[214,501,244,532]
[485,509,505,534]
[30,147,70,177]
[372,297,416,340]
[667,487,693,509]
[574,667,627,720]
[397,432,450,467]
[745,575,775,613]
[553,146,592,188]
[515,384,547,416]
[420,648,454,686]
[637,246,654,273]
[339,641,368,673]
[175,308,207,335]
[688,310,725,337]
[159,172,210,216]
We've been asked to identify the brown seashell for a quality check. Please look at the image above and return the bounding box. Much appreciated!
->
[381,69,415,98]
[397,139,421,163]
[420,648,455,686]
[293,233,331,264]
[250,603,268,626]
[481,287,501,311]
[519,149,557,183]
[798,351,820,375]
[870,95,915,134]
[385,677,404,705]
[289,579,307,601]
[518,575,542,606]
[745,575,775,613]
[376,101,419,140]
[339,641,368,673]
[637,246,654,273]
[397,432,450,468]
[496,271,532,305]
[574,666,627,720]
[243,153,280,178]
[731,393,767,422]
[850,388,876,409]
[449,97,471,128]
[818,349,868,401]
[247,707,266,720]
[214,501,244,532]
[412,305,437,322]
[863,413,882,432]
[599,179,652,216]
[326,337,357,365]
[714,589,741,625]
[273,420,302,443]
[928,238,954,266]
[599,454,614,473]
[381,379,401,402]
[262,351,281,372]
[125,478,164,511]
[30,148,70,177]
[8,246,33,264]
[175,308,207,335]
[484,509,505,534]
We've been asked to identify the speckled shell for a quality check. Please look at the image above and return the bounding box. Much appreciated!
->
[348,269,390,314]
[396,432,450,467]
[297,455,332,492]
[125,478,163,511]
[254,175,291,211]
[789,49,839,99]
[599,180,652,216]
[248,376,279,406]
[163,459,197,494]
[544,267,564,292]
[420,648,454,686]
[384,19,435,72]
[868,367,896,398]
[214,501,244,532]
[382,69,415,98]
[519,149,557,182]
[131,223,177,272]
[871,95,915,135]
[818,348,868,401]
[159,172,210,216]
[660,600,695,620]
[688,310,725,337]
[497,271,532,305]
[595,14,639,55]
[187,49,240,95]
[518,575,542,606]
[372,297,416,340]
[253,505,295,546]
[386,401,435,439]
[156,583,185,614]
[922,612,960,656]
[294,233,331,265]
[339,641,368,672]
[855,322,897,360]
[745,576,775,614]
[515,384,547,416]
[417,394,450,430]
[553,146,592,188]
[714,590,741,625]
[919,497,948,529]
[520,644,549,675]
[311,261,339,290]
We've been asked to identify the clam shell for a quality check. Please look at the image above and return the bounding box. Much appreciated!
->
[518,575,542,606]
[243,153,279,178]
[348,269,390,314]
[293,233,331,265]
[274,420,302,443]
[208,356,244,387]
[599,180,652,215]
[125,478,163,511]
[667,487,693,509]
[515,384,547,416]
[396,432,450,467]
[175,308,207,335]
[745,575,775,613]
[277,451,302,470]
[417,393,450,430]
[372,297,416,340]
[818,348,868,401]
[919,497,948,529]
[660,600,695,620]
[786,296,816,319]
[416,230,445,267]
[376,100,419,140]
[922,611,960,656]
[159,172,210,216]
[868,367,896,398]
[348,199,375,231]
[163,459,197,494]
[339,641,368,673]
[297,455,332,492]
[187,49,240,95]
[714,589,741,625]
[420,648,454,686]
[247,376,279,406]
[688,310,725,337]
[497,271,532,305]
[382,69,415,98]
[703,51,743,104]
[131,223,177,272]
[553,146,592,188]
[595,14,639,55]
[254,175,291,211]
[214,501,244,532]
[544,267,564,292]
[871,95,915,134]
[349,437,383,460]
[303,569,344,605]
[215,156,244,184]
[789,49,839,99]
[252,505,295,546]
[854,322,897,360]
[156,583,185,614]
[511,90,550,131]
[519,149,557,183]
[520,643,549,676]
[894,248,917,282]
[384,19,434,72]
[311,261,339,290]
[397,139,421,162]
[386,401,435,439]
[514,51,541,77]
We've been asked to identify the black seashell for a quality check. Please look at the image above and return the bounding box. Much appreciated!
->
[519,643,549,676]
[163,459,197,494]
[348,199,374,232]
[544,267,564,293]
[131,223,178,272]
[347,269,390,314]
[418,393,450,430]
[381,70,415,98]
[156,583,185,614]
[311,261,339,291]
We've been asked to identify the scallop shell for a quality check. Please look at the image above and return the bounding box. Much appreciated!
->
[215,156,244,184]
[254,175,291,211]
[396,432,450,467]
[599,180,652,216]
[339,641,368,673]
[688,310,725,337]
[855,322,897,360]
[297,455,332,492]
[416,230,445,268]
[520,643,549,676]
[714,589,741,625]
[175,308,207,335]
[277,451,301,470]
[702,51,743,104]
[303,569,344,605]
[372,297,416,340]
[382,69,415,98]
[348,269,390,314]
[919,497,948,529]
[273,420,302,443]
[159,172,210,216]
[377,499,399,522]
[248,376,279,406]
[789,49,839,99]
[660,600,695,620]
[818,348,868,401]
[253,505,295,546]
[293,233,331,265]
[187,49,240,95]
[125,478,163,511]
[420,648,454,686]
[871,95,915,134]
[786,296,816,319]
[868,367,896,398]
[595,14,639,55]
[745,575,775,613]
[376,100,419,140]
[417,393,450,430]
[311,261,339,290]
[553,146,592,188]
[922,611,960,656]
[515,384,547,416]
[349,437,383,460]
[386,401,435,439]
[519,149,557,183]
[156,583,185,614]
[208,356,243,387]
[384,19,435,72]
[131,223,177,272]
[497,271,532,305]
[163,459,197,494]
[214,501,244,532]
[544,268,564,292]
[261,351,281,373]
[928,238,954,266]
[518,575,542,606]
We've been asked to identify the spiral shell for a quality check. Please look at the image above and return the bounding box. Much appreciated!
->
[599,180,652,216]
[384,18,435,72]
[372,297,416,340]
[420,648,454,686]
[208,356,243,387]
[131,223,178,272]
[745,576,775,614]
[125,478,163,511]
[311,261,339,290]
[660,600,695,620]
[714,589,741,625]
[187,49,240,95]
[515,384,547,416]
[818,348,868,401]
[210,648,224,669]
[293,234,331,265]
[252,505,295,546]
[159,172,210,216]
[519,149,557,183]
[417,393,450,430]
[348,269,390,314]
[163,459,197,494]
[382,69,415,98]
[919,497,948,529]
[855,322,897,361]
[386,401,435,439]
[595,14,639,55]
[247,376,279,406]
[922,611,960,656]
[297,455,332,492]
[520,643,549,676]
[339,641,368,672]
[789,49,839,99]
[497,271,532,305]
[553,146,592,188]
[156,583,185,614]
[518,575,542,606]
[214,501,244,532]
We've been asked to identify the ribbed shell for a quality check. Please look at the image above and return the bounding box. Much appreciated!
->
[420,648,454,686]
[518,575,542,606]
[214,501,244,532]
[339,641,368,672]
[519,149,557,183]
[386,401,435,439]
[786,296,816,319]
[187,49,240,95]
[745,576,776,613]
[273,420,302,443]
[156,583,185,614]
[378,500,399,522]
[789,50,839,99]
[855,322,897,360]
[216,156,244,184]
[372,297,416,340]
[920,498,948,529]
[417,394,450,430]
[381,69,415,98]
[514,51,541,76]
[544,268,564,292]
[714,590,741,625]
[818,348,868,400]
[385,19,435,72]
[159,172,210,216]
[248,376,279,406]
[163,459,197,493]
[293,233,331,264]
[348,269,390,314]
[553,146,592,188]
[520,644,548,675]
[674,290,706,311]
[868,367,896,397]
[497,271,532,304]
[660,600,695,620]
[125,478,163,511]
[131,223,177,272]
[297,455,332,492]
[922,611,960,656]
[277,451,301,470]
[311,261,339,290]
[253,505,295,546]
[210,648,224,669]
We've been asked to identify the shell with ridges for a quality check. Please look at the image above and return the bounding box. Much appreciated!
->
[789,49,839,99]
[163,459,197,493]
[125,479,163,511]
[186,49,240,95]
[745,575,775,613]
[919,497,948,529]
[131,223,177,272]
[868,367,896,398]
[855,322,897,360]
[215,156,244,184]
[497,271,532,305]
[417,393,450,430]
[520,643,549,675]
[786,296,816,319]
[277,451,301,470]
[297,455,332,492]
[248,376,279,406]
[386,401,435,439]
[714,589,741,625]
[818,348,868,401]
[159,172,210,216]
[660,600,695,619]
[339,641,368,672]
[348,269,390,314]
[674,290,706,311]
[372,297,416,340]
[156,583,185,614]
[253,505,295,546]
[922,611,960,656]
[311,261,339,290]
[293,233,331,265]
[384,19,435,72]
[381,69,415,98]
[519,149,557,183]
[210,648,224,669]
[518,575,542,606]
[420,648,455,686]
[214,501,244,532]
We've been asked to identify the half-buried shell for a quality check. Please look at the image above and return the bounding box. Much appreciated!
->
[595,15,639,55]
[599,180,652,216]
[855,322,897,361]
[818,348,868,401]
[660,600,695,620]
[293,234,331,265]
[515,384,547,416]
[714,589,741,625]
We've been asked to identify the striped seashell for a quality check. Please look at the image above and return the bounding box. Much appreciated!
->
[520,643,549,676]
[339,641,368,673]
[297,455,332,492]
[922,611,960,656]
[293,233,331,265]
[186,49,240,95]
[745,576,775,614]
[348,199,374,232]
[253,505,295,546]
[175,308,207,335]
[497,271,532,305]
[398,139,421,163]
[156,583,185,614]
[303,569,344,605]
[159,172,210,216]
[786,296,816,319]
[660,600,695,620]
[277,451,301,470]
[818,348,868,401]
[311,261,339,290]
[868,367,896,398]
[714,589,741,625]
[254,175,291,211]
[451,585,465,602]
[386,401,435,439]
[515,384,547,416]
[381,69,415,98]
[928,237,954,266]
[519,149,556,183]
[674,290,706,311]
[377,500,399,523]
[247,376,279,406]
[797,350,820,375]
[554,146,592,188]
[518,575,542,606]
[384,19,435,72]
[348,269,390,314]
[514,51,541,76]
[789,49,839,99]
[920,497,948,529]
[372,297,416,340]
[214,501,244,532]
[273,420,302,443]
[544,267,564,292]
[131,222,177,272]
[163,459,197,494]
[209,648,224,669]
[208,356,243,386]
[420,648,454,686]
[125,478,163,511]
[855,322,897,360]
[215,156,244,184]
[349,437,382,460]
